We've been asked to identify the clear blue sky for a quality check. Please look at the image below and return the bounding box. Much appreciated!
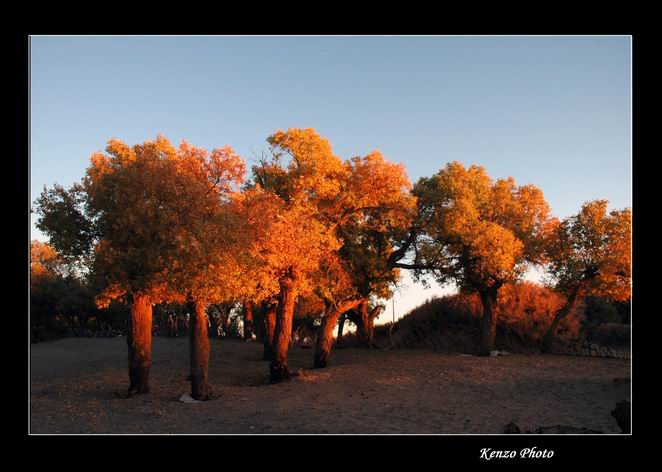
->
[30,35,631,320]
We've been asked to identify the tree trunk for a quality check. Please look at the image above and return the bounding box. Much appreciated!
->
[367,305,382,345]
[314,300,361,368]
[314,314,338,368]
[127,294,152,396]
[254,310,265,342]
[354,302,370,347]
[220,310,230,337]
[243,301,254,340]
[269,274,297,383]
[478,290,498,356]
[352,301,381,347]
[541,285,583,353]
[209,312,219,339]
[337,313,346,346]
[263,303,277,360]
[188,298,213,400]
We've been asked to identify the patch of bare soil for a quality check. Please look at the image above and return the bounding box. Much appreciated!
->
[30,337,630,434]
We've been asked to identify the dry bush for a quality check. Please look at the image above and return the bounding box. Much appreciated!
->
[335,331,368,348]
[496,282,581,343]
[380,282,583,353]
[385,294,480,352]
[591,322,630,347]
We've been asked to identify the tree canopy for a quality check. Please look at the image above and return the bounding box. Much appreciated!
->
[408,161,552,293]
[544,200,631,302]
[32,130,631,383]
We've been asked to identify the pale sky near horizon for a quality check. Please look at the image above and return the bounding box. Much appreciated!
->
[29,35,632,323]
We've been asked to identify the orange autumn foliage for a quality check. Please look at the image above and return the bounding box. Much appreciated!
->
[34,129,630,371]
[496,282,580,340]
[391,281,581,351]
[544,200,631,302]
[84,135,246,307]
[30,240,63,283]
[251,128,415,307]
[412,161,552,291]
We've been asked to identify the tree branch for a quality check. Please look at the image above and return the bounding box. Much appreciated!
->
[369,305,384,321]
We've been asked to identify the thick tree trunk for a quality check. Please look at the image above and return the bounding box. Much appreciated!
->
[243,301,254,340]
[478,290,498,356]
[314,300,362,368]
[541,286,583,353]
[314,314,339,368]
[188,298,213,400]
[351,301,382,347]
[355,302,370,347]
[269,274,297,383]
[127,294,152,396]
[263,303,277,360]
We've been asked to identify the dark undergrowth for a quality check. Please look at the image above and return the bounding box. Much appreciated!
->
[359,287,630,359]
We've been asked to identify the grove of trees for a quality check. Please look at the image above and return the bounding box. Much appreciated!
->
[32,129,631,399]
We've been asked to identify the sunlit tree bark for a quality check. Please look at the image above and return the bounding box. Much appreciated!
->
[243,301,254,340]
[127,294,152,396]
[187,297,212,400]
[270,273,298,383]
[262,302,277,360]
[314,299,362,368]
[347,301,383,348]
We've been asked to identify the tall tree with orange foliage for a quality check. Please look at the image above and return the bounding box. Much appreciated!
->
[541,200,631,352]
[405,162,552,355]
[229,187,291,362]
[36,136,245,397]
[336,152,416,346]
[251,129,417,375]
[150,140,245,400]
[37,137,175,394]
[313,150,417,366]
[243,189,339,382]
[248,129,352,382]
[81,136,196,395]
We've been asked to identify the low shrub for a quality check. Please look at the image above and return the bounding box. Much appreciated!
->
[377,282,585,354]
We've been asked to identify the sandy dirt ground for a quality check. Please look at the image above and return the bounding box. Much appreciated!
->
[30,337,630,434]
